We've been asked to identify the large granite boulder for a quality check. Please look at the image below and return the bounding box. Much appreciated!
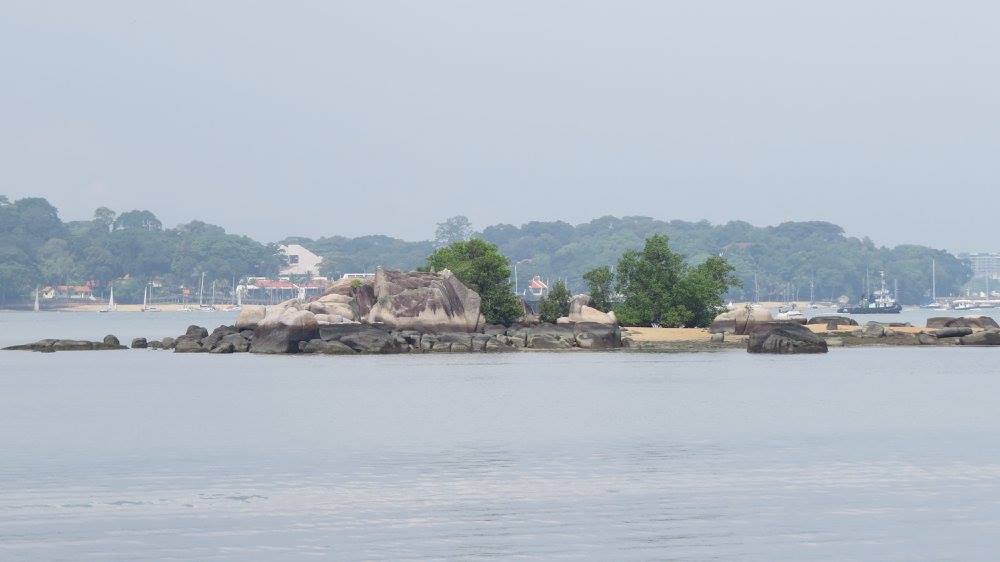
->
[220,332,251,352]
[202,325,237,350]
[185,325,209,340]
[365,269,485,333]
[338,327,401,354]
[807,315,858,326]
[174,337,206,353]
[926,317,953,329]
[318,323,400,353]
[960,329,1000,346]
[947,316,999,330]
[862,322,895,338]
[235,306,266,330]
[710,305,774,334]
[299,339,357,354]
[307,301,356,322]
[526,325,577,349]
[565,295,618,324]
[747,323,828,354]
[251,307,319,354]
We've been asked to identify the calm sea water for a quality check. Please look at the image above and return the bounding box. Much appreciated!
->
[2,311,1000,560]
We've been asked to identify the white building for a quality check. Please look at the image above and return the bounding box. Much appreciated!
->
[962,252,1000,278]
[279,244,323,276]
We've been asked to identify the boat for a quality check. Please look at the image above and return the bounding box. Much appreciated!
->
[197,272,216,311]
[837,271,902,314]
[142,284,160,312]
[920,259,946,309]
[776,309,805,320]
[100,285,117,313]
[951,299,977,311]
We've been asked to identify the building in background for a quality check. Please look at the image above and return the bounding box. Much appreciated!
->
[961,252,1000,278]
[279,244,323,276]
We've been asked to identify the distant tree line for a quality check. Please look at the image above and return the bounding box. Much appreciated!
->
[0,199,972,308]
[0,196,281,303]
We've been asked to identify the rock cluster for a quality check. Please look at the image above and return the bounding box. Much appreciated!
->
[4,335,127,352]
[141,321,621,355]
[747,323,828,354]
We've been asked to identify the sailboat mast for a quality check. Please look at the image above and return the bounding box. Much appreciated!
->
[199,272,205,307]
[34,286,40,312]
[932,259,937,301]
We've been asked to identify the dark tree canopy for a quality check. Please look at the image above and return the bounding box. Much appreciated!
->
[614,235,740,327]
[425,238,522,325]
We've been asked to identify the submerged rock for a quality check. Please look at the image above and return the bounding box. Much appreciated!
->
[5,337,126,352]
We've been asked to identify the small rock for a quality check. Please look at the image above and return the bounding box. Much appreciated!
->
[131,337,148,349]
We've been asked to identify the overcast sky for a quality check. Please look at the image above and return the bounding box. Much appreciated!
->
[2,1,997,251]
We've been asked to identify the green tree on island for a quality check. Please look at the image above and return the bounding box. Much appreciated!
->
[425,238,522,325]
[612,235,739,327]
[582,265,614,312]
[538,279,571,323]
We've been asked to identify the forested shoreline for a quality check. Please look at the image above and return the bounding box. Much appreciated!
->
[0,197,971,305]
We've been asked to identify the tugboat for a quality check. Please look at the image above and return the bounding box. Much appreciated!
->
[838,271,902,314]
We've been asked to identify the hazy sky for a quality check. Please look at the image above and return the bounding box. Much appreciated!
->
[2,1,997,251]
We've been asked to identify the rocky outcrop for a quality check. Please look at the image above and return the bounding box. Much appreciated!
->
[4,336,127,352]
[710,305,774,334]
[365,269,485,333]
[747,323,828,354]
[322,276,376,319]
[251,306,320,354]
[807,315,858,326]
[960,329,1000,345]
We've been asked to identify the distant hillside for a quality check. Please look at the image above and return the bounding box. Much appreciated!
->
[3,196,967,306]
[293,216,971,305]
